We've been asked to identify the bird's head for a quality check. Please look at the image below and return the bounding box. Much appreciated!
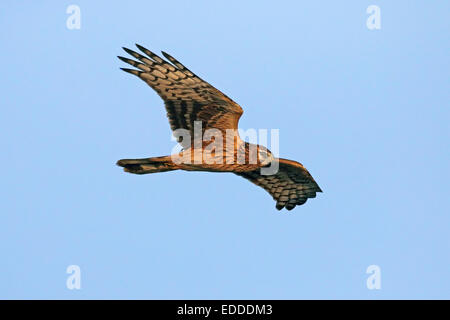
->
[242,142,274,166]
[256,145,275,166]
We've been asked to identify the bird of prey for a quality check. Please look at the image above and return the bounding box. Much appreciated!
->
[117,44,322,210]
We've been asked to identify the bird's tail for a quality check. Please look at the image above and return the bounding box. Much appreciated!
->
[116,156,180,174]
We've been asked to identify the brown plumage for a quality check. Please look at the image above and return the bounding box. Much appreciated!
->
[117,44,322,211]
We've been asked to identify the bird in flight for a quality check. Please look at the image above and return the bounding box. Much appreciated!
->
[117,44,322,210]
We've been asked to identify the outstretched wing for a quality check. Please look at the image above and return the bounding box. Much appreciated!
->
[118,44,243,149]
[235,158,322,211]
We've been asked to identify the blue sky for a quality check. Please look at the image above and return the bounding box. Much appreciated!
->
[1,1,449,299]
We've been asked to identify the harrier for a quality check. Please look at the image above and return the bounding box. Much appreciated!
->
[117,44,322,210]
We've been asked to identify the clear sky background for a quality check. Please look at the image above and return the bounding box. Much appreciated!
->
[1,1,449,299]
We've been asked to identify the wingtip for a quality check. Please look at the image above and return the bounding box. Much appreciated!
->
[135,43,145,51]
[122,46,135,55]
[119,67,133,73]
[161,50,175,61]
[117,56,129,63]
[285,204,296,211]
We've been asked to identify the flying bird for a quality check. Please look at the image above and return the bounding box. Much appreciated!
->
[117,44,322,210]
